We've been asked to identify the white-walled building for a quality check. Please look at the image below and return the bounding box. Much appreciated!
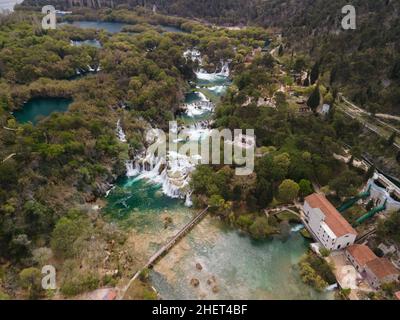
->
[345,244,399,288]
[345,244,377,273]
[303,193,357,250]
[364,258,399,289]
[366,173,400,214]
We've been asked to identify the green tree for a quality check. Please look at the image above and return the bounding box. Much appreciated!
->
[278,44,284,56]
[19,267,43,299]
[377,211,400,244]
[248,216,275,239]
[298,179,313,197]
[310,61,319,85]
[387,132,396,146]
[329,170,362,198]
[256,177,273,207]
[209,195,225,212]
[293,57,306,73]
[278,179,300,203]
[51,212,90,259]
[307,86,320,111]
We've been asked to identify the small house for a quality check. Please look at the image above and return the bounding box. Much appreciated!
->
[364,257,399,289]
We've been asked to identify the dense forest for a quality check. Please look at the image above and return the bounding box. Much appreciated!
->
[190,49,371,238]
[0,8,271,298]
[1,2,399,300]
[22,0,400,114]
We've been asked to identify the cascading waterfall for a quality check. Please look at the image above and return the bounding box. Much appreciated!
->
[195,60,230,81]
[116,119,127,143]
[122,49,230,206]
[125,150,197,200]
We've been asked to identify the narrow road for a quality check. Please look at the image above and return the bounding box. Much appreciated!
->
[2,153,16,163]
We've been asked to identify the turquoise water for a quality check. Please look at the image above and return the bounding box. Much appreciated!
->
[14,98,72,124]
[103,49,330,299]
[103,177,184,227]
[61,21,127,33]
[61,21,184,34]
[151,223,330,300]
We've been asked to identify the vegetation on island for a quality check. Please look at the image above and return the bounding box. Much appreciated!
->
[1,1,399,300]
[377,211,400,246]
[298,251,336,292]
[190,41,367,239]
[0,8,273,299]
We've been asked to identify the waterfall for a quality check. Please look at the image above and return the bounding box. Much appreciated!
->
[105,185,115,197]
[195,60,230,81]
[185,192,193,207]
[119,50,230,206]
[116,119,127,142]
[219,61,230,77]
[125,160,140,177]
[325,283,338,292]
[125,151,195,200]
[290,224,304,233]
[185,99,214,117]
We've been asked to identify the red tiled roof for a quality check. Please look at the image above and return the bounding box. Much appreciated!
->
[305,193,357,237]
[346,244,377,267]
[365,258,400,280]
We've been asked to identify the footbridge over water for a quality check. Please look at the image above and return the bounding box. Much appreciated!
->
[119,206,209,299]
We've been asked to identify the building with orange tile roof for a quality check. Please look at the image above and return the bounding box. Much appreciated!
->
[364,257,400,289]
[345,244,377,272]
[303,193,357,250]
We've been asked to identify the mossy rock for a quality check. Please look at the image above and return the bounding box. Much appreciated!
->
[300,228,313,239]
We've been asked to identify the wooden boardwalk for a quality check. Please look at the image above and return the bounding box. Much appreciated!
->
[119,206,209,299]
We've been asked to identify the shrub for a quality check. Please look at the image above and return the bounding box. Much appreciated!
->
[60,272,100,297]
[19,267,43,299]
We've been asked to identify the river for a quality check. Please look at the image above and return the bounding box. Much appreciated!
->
[102,42,331,299]
[11,19,332,299]
[60,20,184,34]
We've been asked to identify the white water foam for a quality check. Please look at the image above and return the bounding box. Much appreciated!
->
[116,119,127,142]
[290,224,304,233]
[195,61,230,81]
[207,85,228,95]
[122,51,230,205]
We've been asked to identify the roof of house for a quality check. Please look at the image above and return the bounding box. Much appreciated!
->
[365,258,400,280]
[305,193,357,237]
[346,244,377,267]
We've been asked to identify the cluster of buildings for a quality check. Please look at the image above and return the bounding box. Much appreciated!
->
[367,173,400,214]
[345,244,399,289]
[303,193,399,290]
